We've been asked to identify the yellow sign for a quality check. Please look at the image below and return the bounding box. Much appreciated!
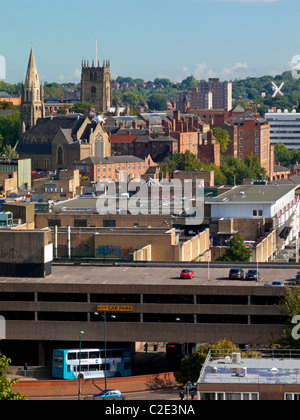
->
[97,305,133,312]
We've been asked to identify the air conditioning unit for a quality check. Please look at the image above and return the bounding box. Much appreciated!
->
[232,352,241,364]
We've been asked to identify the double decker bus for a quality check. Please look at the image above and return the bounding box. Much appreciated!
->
[52,348,132,380]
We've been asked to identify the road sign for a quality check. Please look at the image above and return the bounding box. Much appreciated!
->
[97,305,133,312]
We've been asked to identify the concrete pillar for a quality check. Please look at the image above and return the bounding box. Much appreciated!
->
[38,341,46,365]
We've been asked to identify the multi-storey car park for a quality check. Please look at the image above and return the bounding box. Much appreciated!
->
[0,263,294,367]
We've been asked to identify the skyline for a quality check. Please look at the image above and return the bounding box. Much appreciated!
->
[1,0,299,84]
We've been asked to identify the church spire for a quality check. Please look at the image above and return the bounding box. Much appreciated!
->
[25,48,40,88]
[19,48,45,136]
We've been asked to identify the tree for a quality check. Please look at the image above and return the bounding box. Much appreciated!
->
[244,154,266,179]
[277,287,300,349]
[70,102,99,114]
[274,143,292,167]
[175,339,237,385]
[0,352,27,400]
[181,75,198,89]
[212,127,231,153]
[148,94,167,111]
[218,232,251,262]
[0,111,19,147]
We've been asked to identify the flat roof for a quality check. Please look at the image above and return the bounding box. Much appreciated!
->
[206,184,297,204]
[0,264,297,287]
[199,350,300,385]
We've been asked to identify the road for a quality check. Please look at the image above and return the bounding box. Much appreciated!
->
[28,388,183,401]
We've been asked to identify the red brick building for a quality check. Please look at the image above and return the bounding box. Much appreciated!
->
[73,154,158,183]
[108,111,220,167]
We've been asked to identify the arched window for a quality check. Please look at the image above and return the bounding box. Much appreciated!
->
[57,146,64,166]
[36,89,39,101]
[91,86,96,98]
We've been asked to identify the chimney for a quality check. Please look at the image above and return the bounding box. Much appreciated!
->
[164,123,170,136]
[207,130,214,144]
[173,110,180,121]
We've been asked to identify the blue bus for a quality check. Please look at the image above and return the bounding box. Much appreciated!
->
[52,348,132,380]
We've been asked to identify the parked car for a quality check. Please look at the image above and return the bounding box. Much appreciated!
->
[229,268,245,280]
[80,192,95,198]
[296,271,300,283]
[245,269,260,281]
[180,269,194,279]
[271,281,285,287]
[93,389,124,400]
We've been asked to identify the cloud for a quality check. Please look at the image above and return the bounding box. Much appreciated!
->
[222,62,248,76]
[183,63,215,79]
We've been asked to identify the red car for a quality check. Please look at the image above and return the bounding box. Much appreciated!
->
[180,269,194,279]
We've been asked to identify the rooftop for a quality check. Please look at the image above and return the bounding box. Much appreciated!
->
[206,184,297,204]
[198,349,300,385]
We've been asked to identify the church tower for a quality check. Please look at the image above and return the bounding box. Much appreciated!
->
[19,48,45,136]
[80,59,111,112]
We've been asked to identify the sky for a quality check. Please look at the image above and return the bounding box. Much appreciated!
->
[0,0,300,84]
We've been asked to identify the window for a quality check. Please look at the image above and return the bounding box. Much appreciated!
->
[48,219,61,227]
[253,210,257,216]
[199,392,259,401]
[258,210,263,216]
[74,219,87,228]
[57,146,64,166]
[285,393,300,400]
[91,86,96,98]
[103,219,116,227]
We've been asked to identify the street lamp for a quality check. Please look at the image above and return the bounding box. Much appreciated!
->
[176,318,189,357]
[176,318,191,400]
[78,330,84,400]
[94,311,116,390]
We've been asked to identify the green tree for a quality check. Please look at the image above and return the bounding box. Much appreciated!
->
[274,143,292,167]
[277,287,300,349]
[0,352,27,400]
[212,127,231,153]
[218,232,251,262]
[0,111,19,147]
[175,339,237,385]
[244,154,266,179]
[181,75,198,89]
[70,102,99,114]
[148,94,167,111]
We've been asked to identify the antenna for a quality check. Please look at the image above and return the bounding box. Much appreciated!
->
[95,39,98,65]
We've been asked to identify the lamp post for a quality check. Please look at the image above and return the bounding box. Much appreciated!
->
[78,330,84,400]
[176,318,189,357]
[176,318,190,399]
[94,311,116,390]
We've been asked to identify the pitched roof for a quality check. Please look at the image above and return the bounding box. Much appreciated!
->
[22,116,85,138]
[109,134,138,144]
[75,155,146,165]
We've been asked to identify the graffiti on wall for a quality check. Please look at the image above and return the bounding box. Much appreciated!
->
[96,245,134,259]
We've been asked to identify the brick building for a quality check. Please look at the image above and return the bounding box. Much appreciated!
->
[176,88,212,113]
[198,78,232,111]
[225,108,272,178]
[176,79,232,113]
[73,154,158,183]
